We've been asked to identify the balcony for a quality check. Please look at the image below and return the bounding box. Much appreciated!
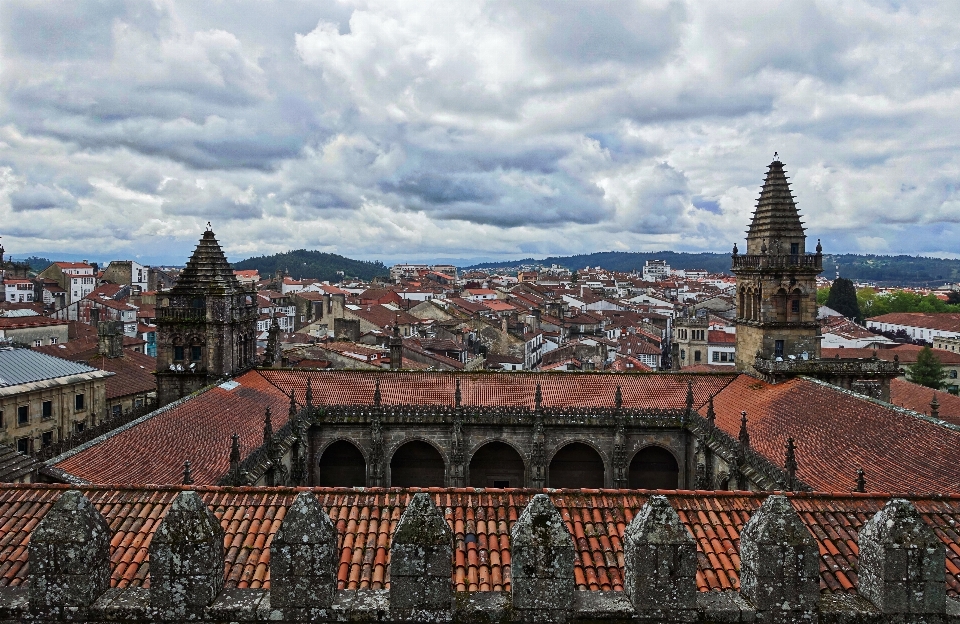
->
[156,307,206,322]
[732,253,822,271]
[754,356,901,377]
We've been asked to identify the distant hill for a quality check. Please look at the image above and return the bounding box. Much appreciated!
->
[234,249,388,283]
[463,251,960,286]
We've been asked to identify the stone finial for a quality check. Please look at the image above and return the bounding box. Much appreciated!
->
[373,378,381,407]
[455,378,462,408]
[623,495,696,617]
[615,384,622,410]
[182,460,194,485]
[739,411,750,448]
[511,494,575,621]
[229,433,241,467]
[784,437,797,488]
[29,490,112,612]
[931,393,940,419]
[306,377,314,408]
[816,238,823,254]
[288,389,298,418]
[263,407,273,446]
[738,495,819,614]
[706,394,716,424]
[271,492,339,610]
[858,498,946,615]
[732,242,739,256]
[149,490,225,618]
[685,379,694,414]
[390,492,453,614]
[855,468,867,493]
[535,382,543,410]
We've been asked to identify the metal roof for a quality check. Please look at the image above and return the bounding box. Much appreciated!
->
[0,348,102,388]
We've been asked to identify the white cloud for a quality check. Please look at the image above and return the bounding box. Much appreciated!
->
[1,0,960,264]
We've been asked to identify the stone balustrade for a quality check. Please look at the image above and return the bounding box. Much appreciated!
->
[5,490,960,623]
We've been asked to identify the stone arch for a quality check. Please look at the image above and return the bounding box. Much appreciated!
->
[548,441,605,489]
[468,440,526,488]
[389,438,446,487]
[316,439,367,487]
[790,287,803,321]
[628,445,679,490]
[738,287,746,319]
[775,288,788,322]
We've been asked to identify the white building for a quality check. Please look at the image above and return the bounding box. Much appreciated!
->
[3,279,34,303]
[642,260,670,282]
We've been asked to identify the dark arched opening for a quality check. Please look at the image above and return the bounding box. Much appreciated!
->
[629,446,679,490]
[549,443,604,488]
[391,441,445,487]
[316,440,366,487]
[469,442,525,488]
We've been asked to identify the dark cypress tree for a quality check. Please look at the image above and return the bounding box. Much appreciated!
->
[907,346,948,390]
[825,277,861,321]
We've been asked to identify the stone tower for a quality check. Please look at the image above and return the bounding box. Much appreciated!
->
[732,158,823,373]
[155,229,258,406]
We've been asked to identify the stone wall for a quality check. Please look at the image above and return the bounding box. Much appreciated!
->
[7,488,958,623]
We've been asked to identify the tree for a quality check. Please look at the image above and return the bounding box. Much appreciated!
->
[816,287,830,305]
[907,346,948,390]
[825,277,862,321]
[948,291,960,305]
[570,270,579,284]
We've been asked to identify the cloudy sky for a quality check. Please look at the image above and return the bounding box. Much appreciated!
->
[2,1,960,265]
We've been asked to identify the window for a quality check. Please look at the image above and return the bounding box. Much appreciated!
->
[75,393,85,411]
[174,346,185,361]
[712,352,720,362]
[34,340,42,347]
[42,401,52,419]
[135,398,143,407]
[791,299,800,314]
[190,346,202,361]
[16,438,30,455]
[775,340,784,358]
[41,431,52,447]
[75,421,85,434]
[790,243,800,255]
[50,337,58,345]
[951,370,958,379]
[112,405,122,417]
[694,350,702,362]
[17,406,28,425]
[680,349,685,360]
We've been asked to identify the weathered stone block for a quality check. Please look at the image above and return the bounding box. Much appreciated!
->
[389,492,453,614]
[738,495,819,614]
[858,498,946,615]
[148,490,225,619]
[623,495,697,620]
[510,494,575,622]
[29,490,112,612]
[271,491,339,609]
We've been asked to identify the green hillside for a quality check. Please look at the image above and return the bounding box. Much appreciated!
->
[234,249,388,282]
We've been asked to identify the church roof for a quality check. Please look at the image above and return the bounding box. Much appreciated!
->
[747,159,805,244]
[169,230,243,296]
[1,484,960,596]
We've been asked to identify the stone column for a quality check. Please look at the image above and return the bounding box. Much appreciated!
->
[623,495,696,622]
[29,490,112,614]
[510,493,575,623]
[271,492,339,614]
[738,495,819,621]
[389,492,453,618]
[148,490,225,620]
[858,498,945,616]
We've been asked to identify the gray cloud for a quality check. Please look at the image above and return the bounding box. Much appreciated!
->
[10,184,78,212]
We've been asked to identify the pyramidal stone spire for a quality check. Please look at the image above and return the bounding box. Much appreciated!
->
[746,158,806,255]
[170,229,243,295]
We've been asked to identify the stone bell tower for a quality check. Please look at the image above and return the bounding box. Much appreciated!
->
[732,157,823,372]
[155,227,259,406]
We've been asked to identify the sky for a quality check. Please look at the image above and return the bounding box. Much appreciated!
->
[2,1,960,266]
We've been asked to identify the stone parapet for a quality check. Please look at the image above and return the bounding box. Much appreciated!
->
[5,489,960,624]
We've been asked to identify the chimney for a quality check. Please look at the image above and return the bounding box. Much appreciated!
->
[530,308,541,333]
[97,320,124,358]
[389,316,403,369]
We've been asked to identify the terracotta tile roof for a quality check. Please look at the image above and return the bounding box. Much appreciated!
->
[481,300,516,313]
[348,305,418,330]
[707,375,960,494]
[52,370,291,485]
[78,351,157,401]
[868,312,960,333]
[708,330,736,345]
[0,316,67,330]
[823,345,960,365]
[0,446,41,482]
[256,370,736,410]
[3,485,960,596]
[890,378,960,425]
